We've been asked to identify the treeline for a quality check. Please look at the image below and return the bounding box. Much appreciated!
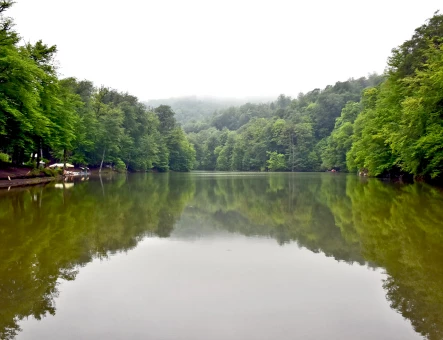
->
[0,1,195,171]
[186,12,443,180]
[186,76,382,171]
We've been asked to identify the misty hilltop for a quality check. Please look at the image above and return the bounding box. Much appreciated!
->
[143,96,275,125]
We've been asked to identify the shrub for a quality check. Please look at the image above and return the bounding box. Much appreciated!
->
[41,168,53,177]
[30,168,41,176]
[114,159,127,172]
[41,168,63,177]
[24,160,37,168]
[0,153,10,163]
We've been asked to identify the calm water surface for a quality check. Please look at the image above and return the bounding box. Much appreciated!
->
[1,172,442,339]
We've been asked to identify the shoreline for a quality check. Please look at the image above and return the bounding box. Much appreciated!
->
[0,176,61,189]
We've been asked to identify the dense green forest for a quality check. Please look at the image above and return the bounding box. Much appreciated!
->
[184,12,443,180]
[186,75,383,172]
[0,1,195,172]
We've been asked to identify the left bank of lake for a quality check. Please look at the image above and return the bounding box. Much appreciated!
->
[0,167,62,189]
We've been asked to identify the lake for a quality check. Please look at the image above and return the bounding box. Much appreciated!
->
[0,172,442,340]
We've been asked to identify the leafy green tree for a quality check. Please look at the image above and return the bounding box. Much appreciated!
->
[346,87,396,175]
[216,132,236,170]
[166,127,195,171]
[347,12,443,179]
[388,44,443,178]
[0,17,47,164]
[322,101,360,171]
[155,105,176,134]
[266,151,286,171]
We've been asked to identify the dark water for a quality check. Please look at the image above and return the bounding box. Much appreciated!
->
[1,172,443,340]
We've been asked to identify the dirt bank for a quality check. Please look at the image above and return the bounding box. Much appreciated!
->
[0,166,61,189]
[0,176,61,189]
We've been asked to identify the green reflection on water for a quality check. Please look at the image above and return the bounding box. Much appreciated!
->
[0,173,442,339]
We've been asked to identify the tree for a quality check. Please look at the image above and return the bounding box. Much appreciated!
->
[266,151,286,171]
[155,105,176,134]
[166,127,195,171]
[322,101,360,171]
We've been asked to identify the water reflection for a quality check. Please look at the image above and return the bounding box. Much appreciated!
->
[0,174,195,339]
[0,173,442,339]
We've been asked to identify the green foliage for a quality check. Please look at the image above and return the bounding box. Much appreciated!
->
[0,2,194,173]
[186,76,383,173]
[346,12,443,179]
[153,106,196,172]
[24,160,37,168]
[40,168,60,177]
[0,152,10,163]
[166,128,196,171]
[114,158,126,172]
[29,168,41,176]
[388,11,443,80]
[2,0,442,180]
[266,151,286,171]
[322,101,361,171]
[185,12,443,180]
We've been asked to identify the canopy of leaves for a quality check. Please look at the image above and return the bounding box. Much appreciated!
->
[0,2,195,172]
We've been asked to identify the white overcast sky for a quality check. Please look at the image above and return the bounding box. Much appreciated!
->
[8,0,443,101]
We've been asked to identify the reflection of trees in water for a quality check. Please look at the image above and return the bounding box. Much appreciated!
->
[343,178,443,340]
[0,173,195,339]
[188,174,443,340]
[190,174,365,263]
[1,173,443,339]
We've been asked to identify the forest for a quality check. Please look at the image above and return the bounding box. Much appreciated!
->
[0,1,195,172]
[185,12,443,180]
[1,0,443,180]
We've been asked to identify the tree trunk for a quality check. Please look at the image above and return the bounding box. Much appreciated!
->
[35,139,41,169]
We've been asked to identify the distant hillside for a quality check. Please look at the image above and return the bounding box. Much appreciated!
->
[184,74,386,172]
[144,96,274,125]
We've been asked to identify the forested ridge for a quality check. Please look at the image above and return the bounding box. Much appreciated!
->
[0,1,195,172]
[186,75,383,172]
[185,12,443,181]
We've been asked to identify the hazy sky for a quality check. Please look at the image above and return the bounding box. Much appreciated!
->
[9,0,443,101]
